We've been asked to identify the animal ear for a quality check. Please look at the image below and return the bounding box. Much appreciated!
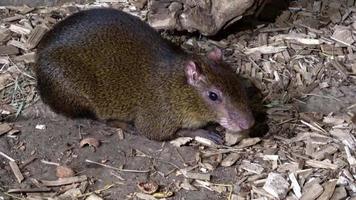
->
[185,61,203,86]
[207,48,222,62]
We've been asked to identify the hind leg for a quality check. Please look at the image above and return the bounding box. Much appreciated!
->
[36,63,97,119]
[105,119,136,134]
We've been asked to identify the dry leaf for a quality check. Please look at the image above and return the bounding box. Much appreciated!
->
[0,123,12,136]
[137,181,159,194]
[152,191,173,198]
[79,137,100,150]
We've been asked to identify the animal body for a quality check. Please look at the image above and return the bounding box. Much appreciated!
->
[35,8,255,143]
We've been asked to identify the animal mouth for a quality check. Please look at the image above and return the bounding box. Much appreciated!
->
[219,118,243,132]
[219,115,255,132]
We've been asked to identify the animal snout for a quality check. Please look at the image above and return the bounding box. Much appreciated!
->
[237,117,255,130]
[229,111,255,130]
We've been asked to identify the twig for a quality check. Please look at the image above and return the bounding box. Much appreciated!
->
[20,156,37,169]
[4,192,25,200]
[78,184,115,198]
[85,159,150,173]
[40,159,60,166]
[110,171,125,181]
[40,175,87,187]
[303,93,341,102]
[0,151,15,161]
[7,188,52,193]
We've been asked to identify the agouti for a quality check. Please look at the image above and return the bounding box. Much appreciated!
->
[35,8,255,144]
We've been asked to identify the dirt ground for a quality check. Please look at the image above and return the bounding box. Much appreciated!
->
[0,102,239,199]
[0,85,354,199]
[1,0,356,200]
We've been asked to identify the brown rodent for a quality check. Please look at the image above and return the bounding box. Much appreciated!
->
[35,8,255,143]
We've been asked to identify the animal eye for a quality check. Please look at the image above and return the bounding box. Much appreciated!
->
[208,91,218,101]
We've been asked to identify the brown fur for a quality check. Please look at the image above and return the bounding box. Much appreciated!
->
[35,8,253,141]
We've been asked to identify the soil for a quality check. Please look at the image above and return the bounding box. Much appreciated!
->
[1,102,235,199]
[0,84,354,199]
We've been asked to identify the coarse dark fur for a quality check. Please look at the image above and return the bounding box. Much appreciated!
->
[35,8,254,141]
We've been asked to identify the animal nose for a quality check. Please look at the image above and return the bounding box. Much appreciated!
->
[238,117,255,129]
[229,111,255,130]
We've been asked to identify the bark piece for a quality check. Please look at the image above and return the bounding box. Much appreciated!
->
[9,161,24,183]
[300,182,323,200]
[316,179,337,200]
[26,25,48,49]
[148,0,256,36]
[0,45,19,55]
[263,173,289,199]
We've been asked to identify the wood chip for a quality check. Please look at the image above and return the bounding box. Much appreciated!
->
[194,136,218,147]
[0,123,12,136]
[289,173,302,198]
[18,5,35,14]
[0,28,11,43]
[323,115,346,124]
[0,45,19,55]
[40,175,87,187]
[224,130,248,146]
[251,186,276,199]
[331,25,355,46]
[316,179,337,200]
[13,52,36,63]
[170,137,193,147]
[180,179,198,191]
[300,182,323,200]
[312,145,338,160]
[236,137,261,148]
[245,45,287,54]
[330,128,356,150]
[278,162,300,173]
[330,186,347,200]
[8,24,32,35]
[263,173,289,199]
[273,33,321,45]
[313,1,322,12]
[344,145,356,166]
[26,25,48,49]
[179,169,211,181]
[7,40,28,50]
[9,161,24,183]
[240,160,264,174]
[86,194,104,200]
[2,15,23,22]
[320,44,344,55]
[329,60,349,80]
[305,159,338,170]
[221,153,240,167]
